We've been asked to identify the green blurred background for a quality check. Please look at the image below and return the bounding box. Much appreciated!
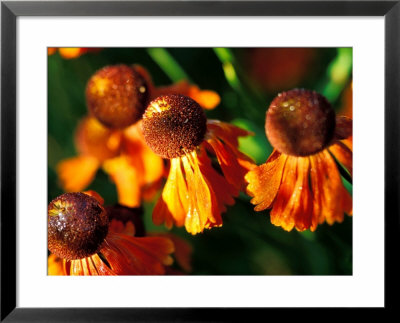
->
[48,47,352,275]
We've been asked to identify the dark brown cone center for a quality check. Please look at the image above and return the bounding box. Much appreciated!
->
[86,65,150,129]
[265,89,336,156]
[48,192,109,261]
[141,94,207,159]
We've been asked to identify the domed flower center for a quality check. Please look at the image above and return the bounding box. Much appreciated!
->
[141,95,207,159]
[48,192,109,260]
[86,65,150,129]
[265,89,336,156]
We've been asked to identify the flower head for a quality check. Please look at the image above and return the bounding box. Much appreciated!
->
[142,94,254,234]
[56,64,220,208]
[245,89,352,231]
[142,95,207,159]
[86,65,151,129]
[48,192,174,275]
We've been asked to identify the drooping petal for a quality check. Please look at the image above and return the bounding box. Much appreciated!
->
[103,155,141,208]
[311,150,350,225]
[182,153,218,234]
[197,146,236,213]
[205,122,255,192]
[56,156,99,192]
[270,156,314,231]
[328,141,353,175]
[153,158,187,228]
[245,150,287,211]
[99,233,174,275]
[270,156,298,231]
[65,234,174,276]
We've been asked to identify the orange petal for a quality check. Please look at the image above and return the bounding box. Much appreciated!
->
[311,151,350,225]
[206,138,242,190]
[100,233,174,275]
[197,147,236,214]
[123,122,164,185]
[271,157,314,231]
[207,119,253,148]
[182,152,219,234]
[48,254,66,275]
[328,141,353,176]
[58,47,85,59]
[75,117,121,162]
[187,86,221,110]
[153,158,187,228]
[153,80,220,110]
[270,156,297,231]
[102,156,141,208]
[56,155,99,192]
[48,47,57,55]
[245,150,287,211]
[292,158,314,231]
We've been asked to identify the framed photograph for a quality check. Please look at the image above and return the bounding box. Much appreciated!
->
[1,0,398,321]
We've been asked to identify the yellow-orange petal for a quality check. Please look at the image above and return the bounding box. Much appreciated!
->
[328,141,353,176]
[153,158,187,228]
[102,155,141,208]
[75,117,122,162]
[56,155,99,192]
[187,86,221,110]
[245,150,287,211]
[123,122,164,185]
[48,254,66,275]
[182,152,219,234]
[58,47,84,59]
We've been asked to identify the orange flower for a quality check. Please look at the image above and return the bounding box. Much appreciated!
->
[47,192,174,275]
[48,47,102,59]
[141,94,254,235]
[57,64,219,207]
[245,89,352,232]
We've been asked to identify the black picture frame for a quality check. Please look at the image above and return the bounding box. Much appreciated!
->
[1,1,399,321]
